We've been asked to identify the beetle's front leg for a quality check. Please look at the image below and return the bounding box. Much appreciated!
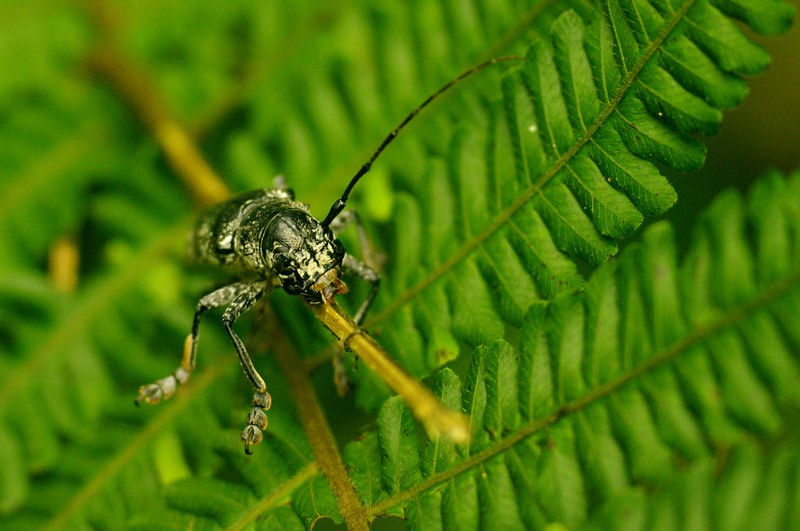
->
[136,280,273,454]
[342,254,380,325]
[217,280,274,454]
[329,211,381,325]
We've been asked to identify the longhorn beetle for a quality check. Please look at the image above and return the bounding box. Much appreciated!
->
[136,55,524,454]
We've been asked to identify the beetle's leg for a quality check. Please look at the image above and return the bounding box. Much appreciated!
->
[329,211,382,324]
[218,280,274,454]
[329,211,382,267]
[270,175,297,201]
[136,282,251,406]
[326,210,355,234]
[341,254,380,326]
[271,174,286,188]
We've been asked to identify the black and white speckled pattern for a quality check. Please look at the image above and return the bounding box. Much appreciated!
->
[191,186,345,298]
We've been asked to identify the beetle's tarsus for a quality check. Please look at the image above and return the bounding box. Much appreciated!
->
[136,364,190,405]
[135,384,164,405]
[241,390,271,454]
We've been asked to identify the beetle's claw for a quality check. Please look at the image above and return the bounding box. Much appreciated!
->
[135,377,174,405]
[135,385,159,406]
[241,425,264,454]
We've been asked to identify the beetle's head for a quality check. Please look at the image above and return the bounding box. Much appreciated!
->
[264,209,347,301]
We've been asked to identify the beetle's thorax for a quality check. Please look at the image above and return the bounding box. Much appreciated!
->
[191,187,346,300]
[262,207,345,297]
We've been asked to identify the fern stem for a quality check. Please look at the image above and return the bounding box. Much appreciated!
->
[255,305,371,530]
[308,300,471,445]
[48,236,80,293]
[87,47,230,207]
[227,462,319,531]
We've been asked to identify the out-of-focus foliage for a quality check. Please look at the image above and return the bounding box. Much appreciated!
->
[0,0,797,529]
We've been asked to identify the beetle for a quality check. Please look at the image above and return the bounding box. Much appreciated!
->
[136,56,523,454]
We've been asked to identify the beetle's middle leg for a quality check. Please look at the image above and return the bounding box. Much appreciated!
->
[329,210,382,325]
[341,254,380,325]
[136,281,255,406]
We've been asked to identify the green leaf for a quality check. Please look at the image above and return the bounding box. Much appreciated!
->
[378,397,423,496]
[164,478,251,525]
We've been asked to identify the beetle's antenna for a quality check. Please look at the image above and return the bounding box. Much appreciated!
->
[321,55,526,227]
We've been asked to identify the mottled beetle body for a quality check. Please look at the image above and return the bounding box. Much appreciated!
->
[192,186,346,300]
[139,179,374,452]
[136,56,522,454]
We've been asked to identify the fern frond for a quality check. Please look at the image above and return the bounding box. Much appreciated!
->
[351,0,795,411]
[585,438,800,529]
[344,170,800,528]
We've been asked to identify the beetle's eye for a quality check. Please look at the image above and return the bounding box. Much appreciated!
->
[274,255,292,273]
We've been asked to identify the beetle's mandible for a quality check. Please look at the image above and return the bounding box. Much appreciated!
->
[136,56,524,454]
